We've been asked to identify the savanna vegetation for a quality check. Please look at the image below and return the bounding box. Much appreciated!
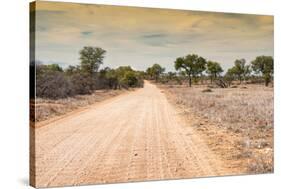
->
[152,53,274,174]
[35,46,144,99]
[35,49,273,101]
[33,46,273,174]
[144,53,274,88]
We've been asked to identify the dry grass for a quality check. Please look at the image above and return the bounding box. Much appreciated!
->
[173,85,273,133]
[34,89,126,123]
[160,84,273,174]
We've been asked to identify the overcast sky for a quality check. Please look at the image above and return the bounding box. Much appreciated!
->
[34,1,273,72]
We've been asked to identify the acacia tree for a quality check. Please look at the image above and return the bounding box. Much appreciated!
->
[174,54,206,87]
[243,64,251,82]
[251,56,273,86]
[225,67,236,86]
[105,68,119,89]
[146,67,153,79]
[231,59,251,84]
[194,57,207,84]
[146,64,165,82]
[104,66,143,89]
[78,46,106,91]
[153,64,165,82]
[79,46,106,76]
[206,61,223,83]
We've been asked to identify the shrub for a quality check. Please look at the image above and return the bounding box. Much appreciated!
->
[121,71,139,88]
[69,73,94,95]
[36,70,73,99]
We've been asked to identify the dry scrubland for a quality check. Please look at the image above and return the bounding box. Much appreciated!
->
[33,82,235,187]
[159,83,273,174]
[33,89,126,123]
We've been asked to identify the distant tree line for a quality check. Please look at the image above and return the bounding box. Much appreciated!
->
[35,46,144,99]
[34,48,273,99]
[145,54,273,87]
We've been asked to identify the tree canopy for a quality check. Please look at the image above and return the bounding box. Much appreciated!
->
[230,59,251,83]
[79,46,106,76]
[146,64,165,82]
[206,61,223,83]
[251,56,273,86]
[174,54,206,86]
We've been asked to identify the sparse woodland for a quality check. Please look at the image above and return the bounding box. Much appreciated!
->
[152,53,274,174]
[29,2,275,186]
[34,46,144,99]
[34,45,273,100]
[149,53,273,88]
[33,47,273,173]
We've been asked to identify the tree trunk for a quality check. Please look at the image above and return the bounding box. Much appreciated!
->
[264,74,270,87]
[188,75,192,87]
[200,74,204,84]
[265,78,270,86]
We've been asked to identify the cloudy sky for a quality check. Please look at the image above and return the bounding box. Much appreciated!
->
[34,1,273,72]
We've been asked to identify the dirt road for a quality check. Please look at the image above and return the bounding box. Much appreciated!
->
[34,81,229,187]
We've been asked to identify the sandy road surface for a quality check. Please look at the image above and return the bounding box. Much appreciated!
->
[33,81,229,187]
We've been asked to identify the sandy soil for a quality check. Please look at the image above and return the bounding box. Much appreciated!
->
[32,81,231,187]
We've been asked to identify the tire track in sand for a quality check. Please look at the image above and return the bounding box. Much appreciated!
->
[34,81,230,187]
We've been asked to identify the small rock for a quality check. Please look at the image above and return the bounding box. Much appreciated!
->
[202,88,213,93]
